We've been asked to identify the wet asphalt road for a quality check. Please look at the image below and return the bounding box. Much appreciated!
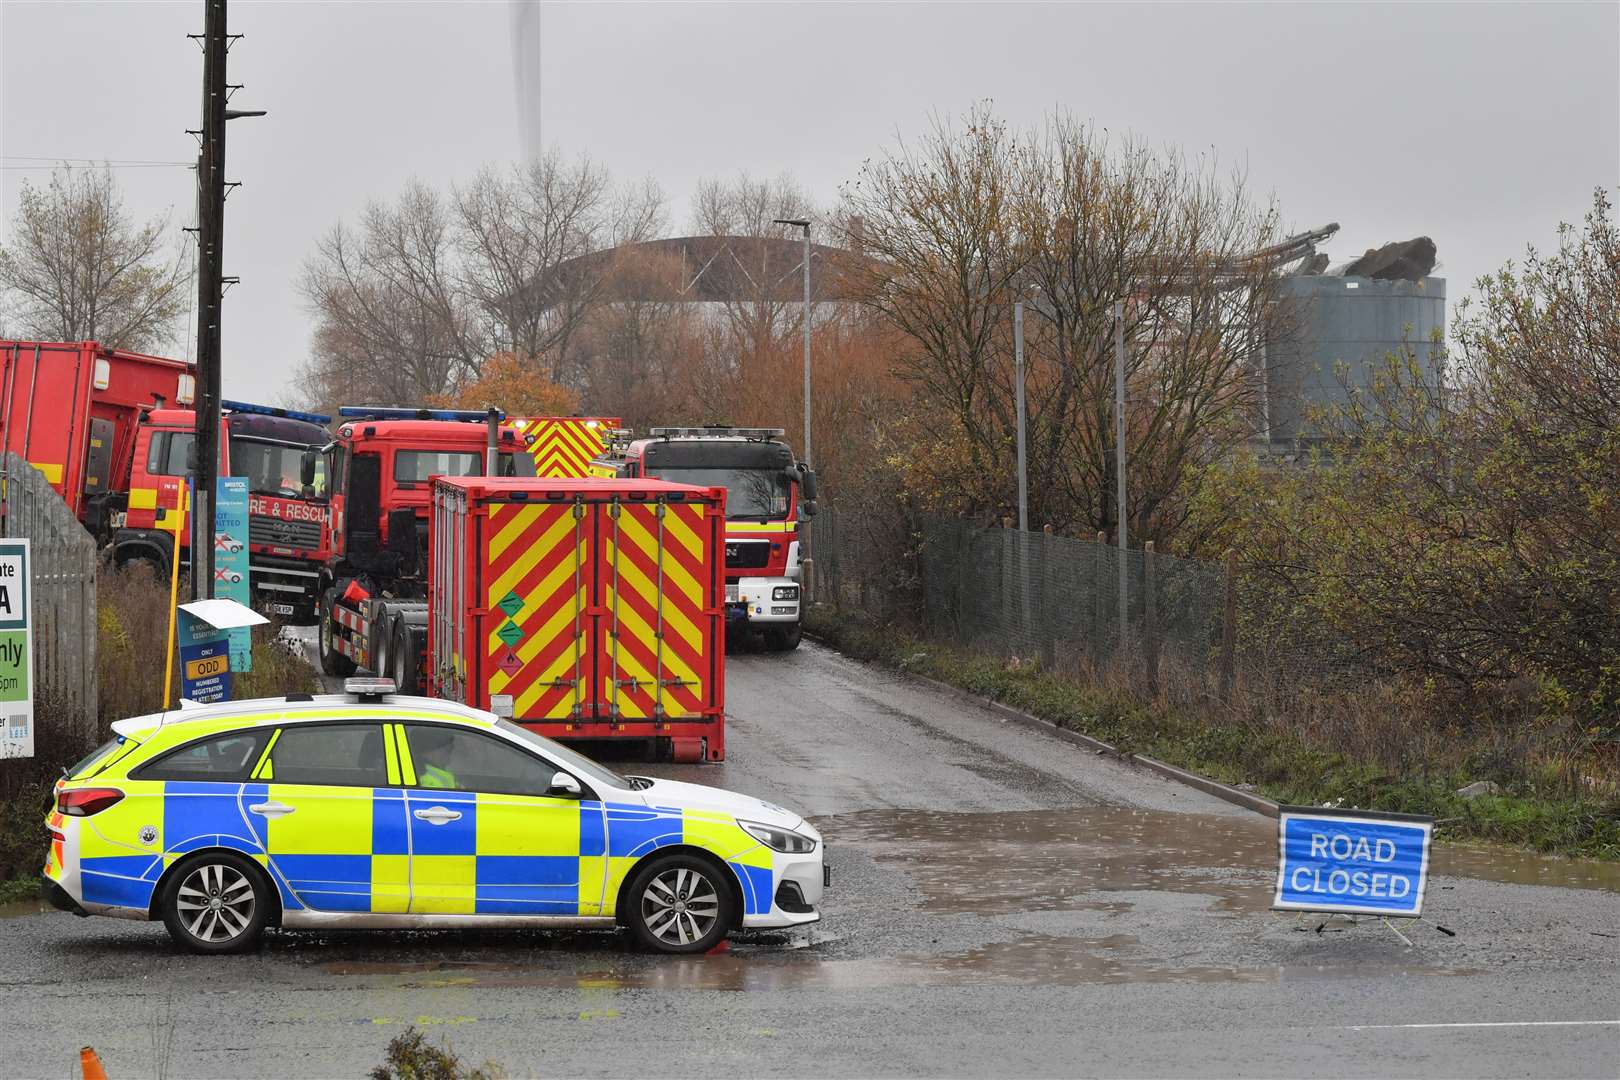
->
[3,639,1618,1078]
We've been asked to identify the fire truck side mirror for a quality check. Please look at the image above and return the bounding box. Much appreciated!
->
[800,499,818,519]
[299,449,318,488]
[788,463,818,503]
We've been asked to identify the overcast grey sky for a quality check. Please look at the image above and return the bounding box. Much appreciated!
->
[3,1,1616,406]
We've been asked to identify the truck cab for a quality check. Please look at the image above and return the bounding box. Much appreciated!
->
[0,340,195,538]
[116,400,333,619]
[605,427,816,651]
[323,408,536,588]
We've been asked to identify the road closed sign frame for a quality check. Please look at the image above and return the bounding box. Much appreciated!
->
[1272,804,1435,919]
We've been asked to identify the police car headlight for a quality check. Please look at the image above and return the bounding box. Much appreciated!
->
[772,585,799,601]
[739,820,817,854]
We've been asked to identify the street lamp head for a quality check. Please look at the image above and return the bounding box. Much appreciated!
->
[773,218,810,229]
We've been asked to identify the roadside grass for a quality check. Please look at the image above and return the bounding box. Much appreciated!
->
[806,609,1620,860]
[0,563,322,892]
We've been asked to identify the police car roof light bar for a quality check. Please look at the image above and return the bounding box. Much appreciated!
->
[651,426,784,441]
[337,406,505,423]
[222,399,333,425]
[344,677,397,702]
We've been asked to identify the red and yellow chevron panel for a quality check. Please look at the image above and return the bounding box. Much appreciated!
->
[483,501,593,720]
[510,417,620,479]
[598,500,714,720]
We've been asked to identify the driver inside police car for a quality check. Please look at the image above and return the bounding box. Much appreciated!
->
[415,728,459,789]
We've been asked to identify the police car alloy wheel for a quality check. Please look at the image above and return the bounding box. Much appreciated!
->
[160,852,270,954]
[627,854,735,954]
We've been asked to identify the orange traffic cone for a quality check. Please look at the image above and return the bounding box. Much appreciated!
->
[341,579,371,606]
[79,1046,109,1080]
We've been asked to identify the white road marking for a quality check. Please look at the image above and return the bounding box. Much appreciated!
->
[1345,1020,1620,1031]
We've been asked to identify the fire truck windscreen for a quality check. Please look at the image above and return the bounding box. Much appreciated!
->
[231,436,328,498]
[647,466,788,519]
[392,449,537,482]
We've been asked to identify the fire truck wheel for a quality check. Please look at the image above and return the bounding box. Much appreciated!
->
[390,620,417,694]
[319,587,357,678]
[373,616,394,684]
[764,623,802,652]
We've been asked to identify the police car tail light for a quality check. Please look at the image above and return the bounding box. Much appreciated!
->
[57,788,124,817]
[739,820,817,854]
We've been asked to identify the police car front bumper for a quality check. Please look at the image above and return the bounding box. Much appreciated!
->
[727,578,800,625]
[739,846,824,929]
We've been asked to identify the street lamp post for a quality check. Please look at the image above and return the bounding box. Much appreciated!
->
[775,217,813,599]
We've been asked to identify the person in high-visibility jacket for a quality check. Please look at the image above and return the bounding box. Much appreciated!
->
[415,728,459,789]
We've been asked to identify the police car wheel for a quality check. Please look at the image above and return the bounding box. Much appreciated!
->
[626,855,735,954]
[160,852,270,955]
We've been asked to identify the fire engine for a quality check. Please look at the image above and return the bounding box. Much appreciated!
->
[594,427,816,651]
[115,400,333,619]
[1,341,332,618]
[315,409,618,679]
[1,340,194,535]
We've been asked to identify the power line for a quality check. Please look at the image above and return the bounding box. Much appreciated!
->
[2,155,195,163]
[0,162,194,171]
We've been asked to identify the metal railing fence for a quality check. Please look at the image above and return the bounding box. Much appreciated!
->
[815,507,1360,709]
[0,453,99,736]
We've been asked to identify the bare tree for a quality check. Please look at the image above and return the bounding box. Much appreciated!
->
[455,155,664,385]
[297,181,470,409]
[0,165,189,352]
[298,152,663,407]
[689,172,818,374]
[1011,117,1282,541]
[844,105,1282,543]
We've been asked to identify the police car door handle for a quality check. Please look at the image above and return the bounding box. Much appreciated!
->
[248,801,295,818]
[413,806,462,824]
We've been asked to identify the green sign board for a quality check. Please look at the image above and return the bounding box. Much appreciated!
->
[0,540,33,759]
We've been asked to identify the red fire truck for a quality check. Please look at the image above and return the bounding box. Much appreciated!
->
[1,340,194,536]
[316,407,534,675]
[425,476,726,761]
[116,400,334,620]
[596,427,816,651]
[1,341,333,618]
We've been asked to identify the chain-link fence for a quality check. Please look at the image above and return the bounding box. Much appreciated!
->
[814,507,1359,711]
[0,453,98,735]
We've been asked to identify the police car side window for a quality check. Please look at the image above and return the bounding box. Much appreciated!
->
[271,723,390,787]
[403,725,557,797]
[134,730,266,781]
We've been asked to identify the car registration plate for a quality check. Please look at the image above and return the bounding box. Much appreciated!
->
[270,603,296,616]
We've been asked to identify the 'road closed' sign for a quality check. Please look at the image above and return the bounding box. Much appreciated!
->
[1272,806,1434,917]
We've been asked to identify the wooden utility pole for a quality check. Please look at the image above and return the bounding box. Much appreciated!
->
[189,0,263,599]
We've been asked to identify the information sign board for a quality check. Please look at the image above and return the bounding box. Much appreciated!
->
[1273,805,1434,918]
[179,610,231,704]
[0,539,33,758]
[215,476,252,673]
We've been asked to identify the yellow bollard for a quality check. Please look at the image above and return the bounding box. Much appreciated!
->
[162,478,188,708]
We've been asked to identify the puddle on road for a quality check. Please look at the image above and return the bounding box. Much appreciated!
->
[1432,844,1620,891]
[285,804,1611,995]
[0,898,49,918]
[820,805,1279,917]
[821,805,1620,913]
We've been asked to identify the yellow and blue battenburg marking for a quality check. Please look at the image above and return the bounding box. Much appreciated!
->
[75,782,777,917]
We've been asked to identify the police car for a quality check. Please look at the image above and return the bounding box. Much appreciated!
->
[41,680,825,955]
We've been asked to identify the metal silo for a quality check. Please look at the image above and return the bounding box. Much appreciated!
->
[1263,275,1446,444]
